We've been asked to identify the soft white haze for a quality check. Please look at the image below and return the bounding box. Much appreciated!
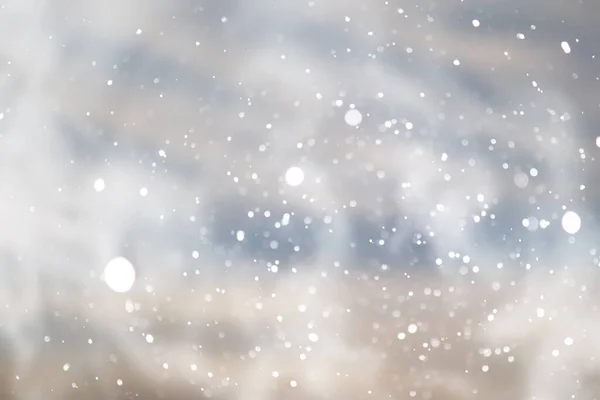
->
[0,0,599,399]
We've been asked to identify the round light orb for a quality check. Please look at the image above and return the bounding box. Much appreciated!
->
[561,211,581,235]
[344,109,363,126]
[104,256,136,293]
[94,178,105,192]
[285,166,305,187]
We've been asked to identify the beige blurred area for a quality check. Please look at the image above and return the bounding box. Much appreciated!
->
[4,268,600,400]
[0,0,599,399]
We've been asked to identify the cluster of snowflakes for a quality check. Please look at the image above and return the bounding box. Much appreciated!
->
[50,8,600,400]
[92,94,587,297]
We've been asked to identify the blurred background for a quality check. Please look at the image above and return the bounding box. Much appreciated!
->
[0,0,600,399]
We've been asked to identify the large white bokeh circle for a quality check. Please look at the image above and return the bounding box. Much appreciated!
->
[104,257,136,293]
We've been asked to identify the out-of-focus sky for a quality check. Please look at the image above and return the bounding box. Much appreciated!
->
[0,0,599,399]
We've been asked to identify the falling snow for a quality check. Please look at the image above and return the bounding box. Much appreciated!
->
[344,109,363,126]
[104,257,136,293]
[285,166,305,186]
[3,1,599,399]
[93,178,105,192]
[561,211,582,235]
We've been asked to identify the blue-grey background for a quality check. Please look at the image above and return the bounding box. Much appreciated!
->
[0,0,599,399]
